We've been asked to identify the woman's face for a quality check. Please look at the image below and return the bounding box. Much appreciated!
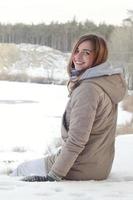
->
[72,40,95,71]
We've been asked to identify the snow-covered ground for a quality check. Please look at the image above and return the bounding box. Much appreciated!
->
[0,44,69,84]
[0,81,133,200]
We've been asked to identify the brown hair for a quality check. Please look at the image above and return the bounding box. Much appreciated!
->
[67,34,108,77]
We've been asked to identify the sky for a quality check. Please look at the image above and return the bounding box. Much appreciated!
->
[0,0,133,25]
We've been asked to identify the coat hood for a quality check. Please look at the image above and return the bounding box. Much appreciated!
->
[79,62,127,103]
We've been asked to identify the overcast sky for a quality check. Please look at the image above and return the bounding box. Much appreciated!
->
[0,0,133,25]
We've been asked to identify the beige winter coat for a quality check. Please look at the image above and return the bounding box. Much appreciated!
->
[46,64,127,180]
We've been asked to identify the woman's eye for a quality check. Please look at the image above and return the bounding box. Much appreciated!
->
[75,50,79,54]
[74,50,90,56]
[82,51,90,56]
[85,51,90,55]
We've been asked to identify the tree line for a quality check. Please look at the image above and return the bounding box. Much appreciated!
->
[0,18,114,52]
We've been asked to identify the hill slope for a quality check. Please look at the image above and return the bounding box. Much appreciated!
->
[0,43,69,84]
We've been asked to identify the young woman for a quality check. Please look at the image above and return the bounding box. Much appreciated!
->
[11,34,126,181]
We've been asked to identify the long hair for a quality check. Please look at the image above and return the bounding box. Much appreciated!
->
[67,34,108,77]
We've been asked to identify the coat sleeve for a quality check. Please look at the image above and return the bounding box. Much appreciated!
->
[49,82,100,178]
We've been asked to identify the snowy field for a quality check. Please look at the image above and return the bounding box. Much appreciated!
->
[0,81,133,200]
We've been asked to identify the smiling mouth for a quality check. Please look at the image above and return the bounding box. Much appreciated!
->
[75,61,84,65]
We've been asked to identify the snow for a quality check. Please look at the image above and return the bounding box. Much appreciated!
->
[0,81,68,152]
[117,103,133,125]
[0,81,133,200]
[0,44,69,83]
